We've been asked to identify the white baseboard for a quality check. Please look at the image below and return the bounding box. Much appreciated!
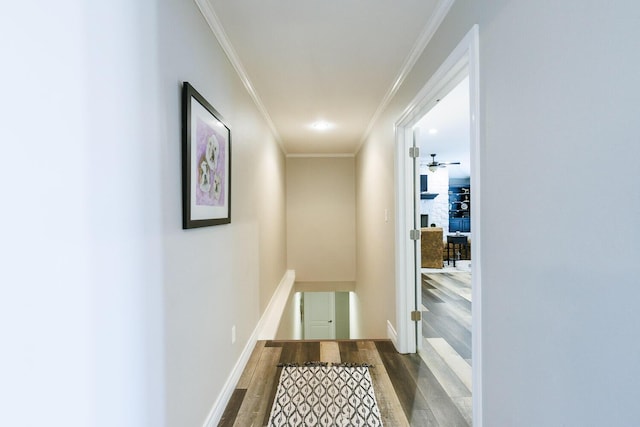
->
[387,320,399,350]
[203,270,295,427]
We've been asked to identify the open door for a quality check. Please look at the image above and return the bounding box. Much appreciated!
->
[411,128,423,351]
[394,25,481,426]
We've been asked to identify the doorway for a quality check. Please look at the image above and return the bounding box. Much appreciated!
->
[275,291,351,340]
[303,292,336,339]
[415,73,472,375]
[394,25,481,425]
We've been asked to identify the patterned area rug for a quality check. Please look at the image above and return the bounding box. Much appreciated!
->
[268,364,383,426]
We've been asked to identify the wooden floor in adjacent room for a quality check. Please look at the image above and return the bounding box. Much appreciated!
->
[420,271,473,426]
[219,339,471,426]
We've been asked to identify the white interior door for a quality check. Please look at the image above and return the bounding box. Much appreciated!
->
[303,292,336,339]
[412,129,422,350]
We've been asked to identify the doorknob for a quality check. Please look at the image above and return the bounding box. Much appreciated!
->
[328,320,333,323]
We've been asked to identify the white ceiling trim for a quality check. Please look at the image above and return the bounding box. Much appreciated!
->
[355,0,455,154]
[194,0,286,153]
[286,153,355,158]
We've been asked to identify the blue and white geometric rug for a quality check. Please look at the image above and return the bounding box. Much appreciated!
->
[268,364,383,426]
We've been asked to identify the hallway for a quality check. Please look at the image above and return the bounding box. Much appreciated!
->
[5,1,640,426]
[220,340,470,426]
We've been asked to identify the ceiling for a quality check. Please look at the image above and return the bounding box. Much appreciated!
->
[415,76,471,179]
[203,0,445,154]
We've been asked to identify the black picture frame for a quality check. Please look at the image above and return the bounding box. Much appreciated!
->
[182,82,231,228]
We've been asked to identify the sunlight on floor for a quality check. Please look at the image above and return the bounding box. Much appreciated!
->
[421,259,471,274]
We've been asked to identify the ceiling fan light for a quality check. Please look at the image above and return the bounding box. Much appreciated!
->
[428,164,438,172]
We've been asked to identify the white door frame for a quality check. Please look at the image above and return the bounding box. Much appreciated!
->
[394,25,482,425]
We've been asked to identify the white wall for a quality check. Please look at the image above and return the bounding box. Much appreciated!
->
[286,157,356,282]
[159,1,286,426]
[478,2,640,425]
[355,137,396,338]
[419,165,450,234]
[275,291,302,340]
[0,1,287,426]
[357,0,640,425]
[1,1,165,426]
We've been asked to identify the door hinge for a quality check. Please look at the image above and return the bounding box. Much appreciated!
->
[409,146,420,158]
[409,229,421,240]
[411,310,422,321]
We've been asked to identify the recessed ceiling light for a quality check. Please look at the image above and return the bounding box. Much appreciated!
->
[311,121,332,131]
[429,128,438,134]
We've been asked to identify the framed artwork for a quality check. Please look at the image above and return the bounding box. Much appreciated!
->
[182,82,231,228]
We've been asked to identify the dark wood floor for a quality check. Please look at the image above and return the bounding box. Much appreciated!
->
[219,339,471,426]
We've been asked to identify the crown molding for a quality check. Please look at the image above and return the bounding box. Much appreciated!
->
[194,0,286,153]
[356,0,455,155]
[286,153,355,158]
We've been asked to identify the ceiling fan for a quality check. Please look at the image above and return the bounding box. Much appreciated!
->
[427,153,460,172]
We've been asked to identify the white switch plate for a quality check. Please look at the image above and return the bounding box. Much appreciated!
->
[231,325,236,344]
[384,208,389,223]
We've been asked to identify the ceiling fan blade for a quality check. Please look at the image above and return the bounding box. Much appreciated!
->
[439,161,461,165]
